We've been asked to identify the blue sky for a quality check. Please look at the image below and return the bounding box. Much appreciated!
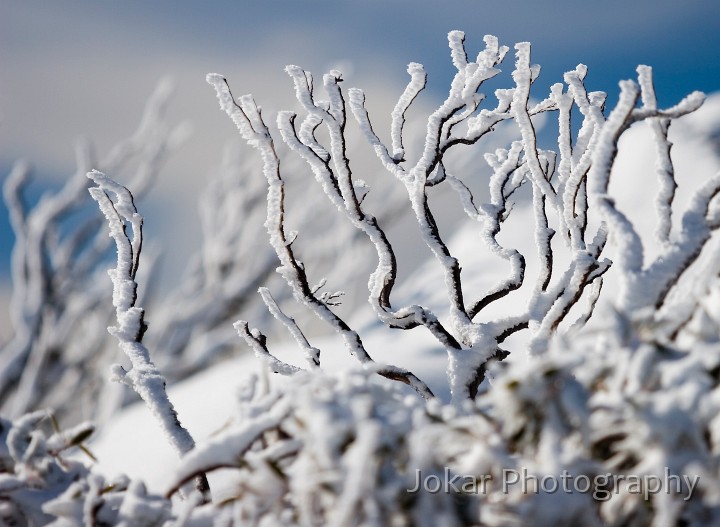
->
[1,0,719,295]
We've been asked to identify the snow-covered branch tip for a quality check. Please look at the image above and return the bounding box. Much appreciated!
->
[87,170,210,503]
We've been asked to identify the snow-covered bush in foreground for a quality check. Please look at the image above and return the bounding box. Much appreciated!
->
[5,321,720,525]
[154,318,720,526]
[0,411,179,525]
[3,31,720,525]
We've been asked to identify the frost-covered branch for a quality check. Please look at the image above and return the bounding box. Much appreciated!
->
[207,74,435,399]
[586,72,714,313]
[87,170,210,502]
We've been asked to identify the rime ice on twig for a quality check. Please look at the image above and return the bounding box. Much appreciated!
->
[259,287,320,368]
[87,170,210,502]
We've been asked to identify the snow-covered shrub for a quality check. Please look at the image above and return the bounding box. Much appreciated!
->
[3,30,720,525]
[207,31,713,404]
[193,30,720,524]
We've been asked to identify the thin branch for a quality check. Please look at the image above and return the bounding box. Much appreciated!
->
[87,170,210,503]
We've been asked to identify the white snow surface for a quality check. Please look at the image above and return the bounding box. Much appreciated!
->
[87,330,446,497]
[87,92,720,496]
